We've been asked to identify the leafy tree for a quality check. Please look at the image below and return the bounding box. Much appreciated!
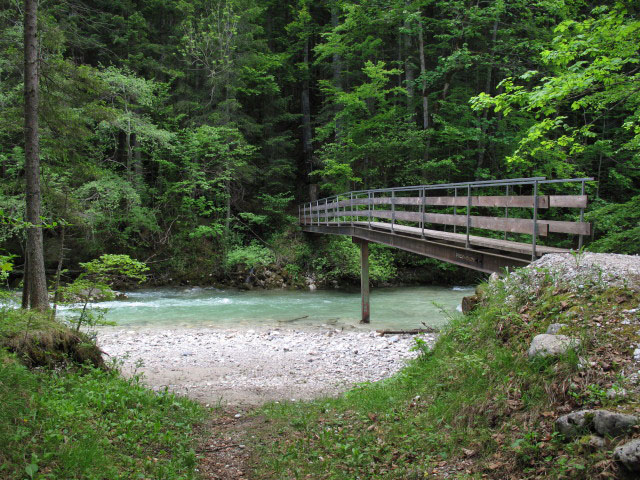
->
[471,4,640,198]
[62,254,148,331]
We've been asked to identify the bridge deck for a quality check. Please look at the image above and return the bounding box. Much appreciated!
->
[344,221,568,256]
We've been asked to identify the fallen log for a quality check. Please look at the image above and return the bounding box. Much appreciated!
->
[278,315,309,323]
[376,327,439,336]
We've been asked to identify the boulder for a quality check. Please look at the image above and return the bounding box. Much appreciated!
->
[593,410,638,437]
[461,295,479,314]
[546,323,567,335]
[528,334,580,358]
[614,439,640,472]
[587,435,606,450]
[556,410,594,437]
[606,387,628,400]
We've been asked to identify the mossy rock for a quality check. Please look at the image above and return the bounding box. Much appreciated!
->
[2,328,104,369]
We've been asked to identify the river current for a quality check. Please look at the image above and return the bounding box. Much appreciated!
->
[60,285,473,330]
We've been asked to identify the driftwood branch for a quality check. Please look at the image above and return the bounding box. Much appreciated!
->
[376,327,439,336]
[278,315,309,324]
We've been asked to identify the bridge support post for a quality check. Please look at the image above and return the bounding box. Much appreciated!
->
[353,237,370,324]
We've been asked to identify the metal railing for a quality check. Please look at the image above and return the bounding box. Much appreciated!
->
[298,177,594,260]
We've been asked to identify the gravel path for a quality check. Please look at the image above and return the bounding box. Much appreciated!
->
[97,327,430,406]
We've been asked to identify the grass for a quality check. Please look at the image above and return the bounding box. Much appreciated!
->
[251,267,640,479]
[0,309,206,480]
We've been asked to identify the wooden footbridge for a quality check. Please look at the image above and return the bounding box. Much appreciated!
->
[299,177,593,323]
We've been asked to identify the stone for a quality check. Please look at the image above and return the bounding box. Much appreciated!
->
[587,435,606,450]
[546,323,567,335]
[593,410,638,437]
[606,387,628,400]
[528,334,580,358]
[461,295,479,314]
[614,439,640,472]
[556,410,594,438]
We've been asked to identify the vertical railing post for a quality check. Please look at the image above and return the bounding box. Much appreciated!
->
[504,185,509,240]
[391,190,396,233]
[532,180,539,261]
[453,187,457,234]
[578,180,585,250]
[336,196,341,226]
[316,200,320,225]
[420,187,425,238]
[325,198,329,225]
[368,191,372,229]
[350,192,354,226]
[465,184,471,249]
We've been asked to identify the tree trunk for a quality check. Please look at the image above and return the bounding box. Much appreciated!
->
[403,19,415,121]
[21,250,29,309]
[417,19,430,164]
[476,17,499,173]
[131,131,144,188]
[301,35,316,201]
[23,0,48,311]
[417,20,428,131]
[51,224,65,320]
[331,3,343,140]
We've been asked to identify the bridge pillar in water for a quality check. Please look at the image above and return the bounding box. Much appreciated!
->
[353,237,370,323]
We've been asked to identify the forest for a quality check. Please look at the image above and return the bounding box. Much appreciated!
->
[2,2,640,479]
[0,0,639,287]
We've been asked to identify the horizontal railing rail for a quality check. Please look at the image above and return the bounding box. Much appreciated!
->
[299,177,594,260]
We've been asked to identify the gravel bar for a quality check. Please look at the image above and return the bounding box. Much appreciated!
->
[97,327,431,406]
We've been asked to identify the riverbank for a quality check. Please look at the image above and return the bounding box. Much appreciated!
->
[97,327,431,406]
[248,253,640,479]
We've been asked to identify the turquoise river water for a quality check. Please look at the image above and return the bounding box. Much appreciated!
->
[61,285,474,330]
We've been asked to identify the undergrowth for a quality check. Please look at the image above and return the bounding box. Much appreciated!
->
[0,349,205,480]
[252,267,640,479]
[0,308,206,480]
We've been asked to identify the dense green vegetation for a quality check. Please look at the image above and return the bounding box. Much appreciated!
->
[252,266,640,479]
[0,309,205,480]
[1,0,638,285]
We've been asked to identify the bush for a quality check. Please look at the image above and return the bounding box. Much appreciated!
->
[310,237,397,284]
[225,242,276,270]
[587,196,640,254]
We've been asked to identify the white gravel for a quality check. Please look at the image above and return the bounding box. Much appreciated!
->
[531,253,640,288]
[97,327,431,406]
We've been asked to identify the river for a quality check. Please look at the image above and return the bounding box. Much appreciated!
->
[61,285,473,330]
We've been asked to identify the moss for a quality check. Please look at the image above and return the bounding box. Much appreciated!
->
[0,310,104,369]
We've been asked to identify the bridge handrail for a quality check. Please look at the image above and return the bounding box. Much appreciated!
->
[335,177,593,196]
[299,177,595,260]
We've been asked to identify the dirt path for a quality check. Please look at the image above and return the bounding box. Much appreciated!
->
[196,410,260,480]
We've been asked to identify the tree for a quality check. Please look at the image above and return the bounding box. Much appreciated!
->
[23,0,48,310]
[470,4,640,197]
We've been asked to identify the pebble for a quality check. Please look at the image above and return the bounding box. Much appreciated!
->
[96,326,434,405]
